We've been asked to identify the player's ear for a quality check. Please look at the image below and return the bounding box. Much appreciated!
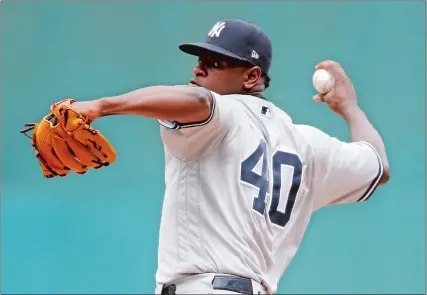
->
[243,66,262,89]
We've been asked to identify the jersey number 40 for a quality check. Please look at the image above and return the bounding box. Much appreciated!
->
[240,140,303,228]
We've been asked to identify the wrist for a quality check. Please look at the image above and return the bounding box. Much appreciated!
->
[86,99,103,121]
[97,97,113,118]
[342,105,364,123]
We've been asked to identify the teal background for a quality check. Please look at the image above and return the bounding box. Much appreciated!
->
[1,1,425,294]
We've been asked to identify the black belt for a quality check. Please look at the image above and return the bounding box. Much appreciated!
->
[161,275,257,295]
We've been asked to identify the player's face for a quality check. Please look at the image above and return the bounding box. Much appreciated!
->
[190,55,253,95]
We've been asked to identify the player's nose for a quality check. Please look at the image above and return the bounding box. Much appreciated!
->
[193,64,207,77]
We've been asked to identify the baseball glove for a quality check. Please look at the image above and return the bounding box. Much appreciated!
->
[21,99,116,178]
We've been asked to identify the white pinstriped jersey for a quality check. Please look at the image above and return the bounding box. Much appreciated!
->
[156,90,384,293]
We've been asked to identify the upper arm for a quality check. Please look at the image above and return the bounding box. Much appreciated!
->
[158,90,237,159]
[296,125,384,211]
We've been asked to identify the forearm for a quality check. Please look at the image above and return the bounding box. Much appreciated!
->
[344,107,390,183]
[96,85,212,122]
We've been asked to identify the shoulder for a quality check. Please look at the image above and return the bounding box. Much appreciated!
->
[208,92,254,123]
[211,92,249,107]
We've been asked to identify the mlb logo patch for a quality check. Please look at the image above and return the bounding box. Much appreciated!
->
[261,106,271,117]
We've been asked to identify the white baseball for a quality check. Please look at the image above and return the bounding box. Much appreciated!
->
[312,69,334,94]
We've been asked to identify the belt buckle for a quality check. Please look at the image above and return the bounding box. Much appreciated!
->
[212,275,254,295]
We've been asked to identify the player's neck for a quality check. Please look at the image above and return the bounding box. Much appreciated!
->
[252,91,266,100]
[241,84,266,100]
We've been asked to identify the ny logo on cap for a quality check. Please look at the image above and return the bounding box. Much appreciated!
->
[208,21,226,38]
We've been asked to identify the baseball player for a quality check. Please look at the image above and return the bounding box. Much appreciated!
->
[71,19,390,294]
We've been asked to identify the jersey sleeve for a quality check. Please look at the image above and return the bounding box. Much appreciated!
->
[296,125,384,211]
[157,90,237,159]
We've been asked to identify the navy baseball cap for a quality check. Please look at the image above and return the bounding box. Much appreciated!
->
[179,19,272,74]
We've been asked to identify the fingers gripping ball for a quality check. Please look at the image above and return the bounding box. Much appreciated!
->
[313,69,335,94]
[21,99,117,178]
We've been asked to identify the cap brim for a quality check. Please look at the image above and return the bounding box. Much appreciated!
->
[179,42,246,62]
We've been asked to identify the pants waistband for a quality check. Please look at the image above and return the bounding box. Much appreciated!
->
[156,273,268,295]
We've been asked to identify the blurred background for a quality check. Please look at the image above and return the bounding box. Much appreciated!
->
[1,1,425,294]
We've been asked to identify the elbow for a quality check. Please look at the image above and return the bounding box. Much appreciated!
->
[193,88,212,112]
[197,92,213,120]
[379,163,390,185]
[178,86,213,124]
[191,86,213,109]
